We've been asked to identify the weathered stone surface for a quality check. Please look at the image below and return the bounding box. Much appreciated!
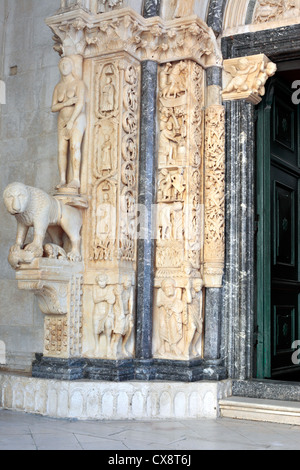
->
[0,372,232,419]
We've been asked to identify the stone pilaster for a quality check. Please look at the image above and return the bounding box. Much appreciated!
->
[222,99,255,380]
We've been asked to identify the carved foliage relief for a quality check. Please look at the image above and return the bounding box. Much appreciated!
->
[204,105,225,288]
[153,60,205,361]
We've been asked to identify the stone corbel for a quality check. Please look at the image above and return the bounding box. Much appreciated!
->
[16,259,83,316]
[222,54,277,104]
[16,259,83,358]
[18,280,68,315]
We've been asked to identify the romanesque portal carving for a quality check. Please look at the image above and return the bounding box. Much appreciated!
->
[3,4,260,374]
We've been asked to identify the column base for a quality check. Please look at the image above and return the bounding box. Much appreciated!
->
[31,354,227,382]
[32,354,86,380]
[85,359,135,381]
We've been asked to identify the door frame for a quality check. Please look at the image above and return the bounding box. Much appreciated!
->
[256,79,273,379]
[222,24,300,381]
[256,76,300,379]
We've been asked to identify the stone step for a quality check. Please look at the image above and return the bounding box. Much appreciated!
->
[219,396,300,426]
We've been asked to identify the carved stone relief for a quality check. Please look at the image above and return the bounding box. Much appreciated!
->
[253,0,300,24]
[203,105,225,288]
[92,273,134,358]
[153,60,204,361]
[82,53,140,360]
[3,182,83,268]
[222,54,277,104]
[46,9,222,68]
[52,55,87,193]
[16,260,83,359]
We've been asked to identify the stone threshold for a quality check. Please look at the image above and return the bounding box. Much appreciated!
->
[0,373,232,420]
[219,396,300,426]
[232,379,300,402]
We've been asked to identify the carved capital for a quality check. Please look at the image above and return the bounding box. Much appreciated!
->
[46,8,222,67]
[222,54,277,104]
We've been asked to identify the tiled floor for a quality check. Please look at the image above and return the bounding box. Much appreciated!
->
[1,409,300,450]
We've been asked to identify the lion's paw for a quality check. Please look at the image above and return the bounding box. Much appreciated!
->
[67,250,82,263]
[24,243,43,258]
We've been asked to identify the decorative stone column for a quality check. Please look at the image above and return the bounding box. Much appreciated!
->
[221,53,277,380]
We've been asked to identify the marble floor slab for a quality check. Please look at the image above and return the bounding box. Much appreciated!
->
[1,409,300,450]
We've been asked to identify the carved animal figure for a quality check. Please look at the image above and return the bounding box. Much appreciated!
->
[3,182,82,264]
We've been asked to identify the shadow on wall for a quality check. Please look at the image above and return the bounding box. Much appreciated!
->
[0,341,6,365]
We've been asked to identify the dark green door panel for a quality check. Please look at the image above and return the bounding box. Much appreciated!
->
[257,77,300,379]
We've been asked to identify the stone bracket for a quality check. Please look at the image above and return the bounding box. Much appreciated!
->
[222,54,277,104]
[16,259,84,359]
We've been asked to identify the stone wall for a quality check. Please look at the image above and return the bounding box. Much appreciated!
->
[0,0,61,372]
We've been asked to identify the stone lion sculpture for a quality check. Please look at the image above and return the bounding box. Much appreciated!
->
[3,182,82,269]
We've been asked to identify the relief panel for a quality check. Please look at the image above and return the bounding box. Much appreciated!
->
[82,53,140,360]
[153,60,205,361]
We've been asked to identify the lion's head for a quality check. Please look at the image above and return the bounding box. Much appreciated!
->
[3,182,29,215]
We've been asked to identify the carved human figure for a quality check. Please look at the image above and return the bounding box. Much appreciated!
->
[157,278,184,357]
[159,120,179,165]
[157,202,183,241]
[99,134,112,173]
[52,56,87,191]
[96,190,116,243]
[223,58,258,94]
[158,169,172,201]
[110,279,135,358]
[161,62,187,99]
[120,277,134,357]
[93,274,115,357]
[253,62,277,96]
[174,0,195,18]
[182,278,204,357]
[100,75,115,113]
[171,202,183,240]
[111,284,125,357]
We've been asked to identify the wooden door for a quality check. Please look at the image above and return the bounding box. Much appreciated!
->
[257,77,300,380]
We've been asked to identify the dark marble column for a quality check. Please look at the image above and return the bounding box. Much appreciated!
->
[143,0,161,18]
[135,60,158,373]
[207,0,227,35]
[204,289,223,361]
[222,99,255,380]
